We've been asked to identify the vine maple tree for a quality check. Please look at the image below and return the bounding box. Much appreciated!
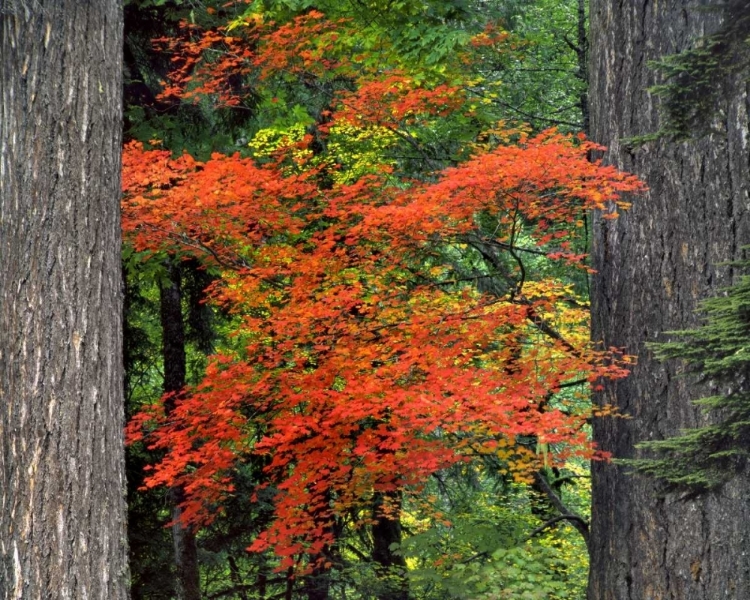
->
[123,4,643,575]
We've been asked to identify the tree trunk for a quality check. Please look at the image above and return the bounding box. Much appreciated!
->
[0,2,128,598]
[159,262,202,600]
[371,490,409,600]
[302,501,342,600]
[588,1,750,598]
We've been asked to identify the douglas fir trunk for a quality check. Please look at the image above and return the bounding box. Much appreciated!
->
[0,2,128,598]
[589,1,750,598]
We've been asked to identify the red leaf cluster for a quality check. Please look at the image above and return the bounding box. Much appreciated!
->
[123,8,644,569]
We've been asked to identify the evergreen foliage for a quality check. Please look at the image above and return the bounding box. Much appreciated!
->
[626,255,750,489]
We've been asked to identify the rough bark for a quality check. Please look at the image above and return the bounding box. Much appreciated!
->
[0,1,128,598]
[159,263,201,600]
[588,1,750,598]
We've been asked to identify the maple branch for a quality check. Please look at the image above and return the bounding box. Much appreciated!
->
[461,550,490,564]
[552,474,590,485]
[353,240,585,364]
[477,234,591,266]
[431,471,455,511]
[557,378,589,389]
[489,240,549,257]
[132,225,290,292]
[507,197,526,298]
[460,231,585,358]
[562,34,582,55]
[524,514,590,542]
[522,300,582,358]
[207,578,289,599]
[487,98,583,129]
[172,233,250,270]
[386,126,446,171]
[343,542,372,563]
[512,67,578,74]
[133,221,253,271]
[461,232,519,295]
[532,471,590,551]
[459,216,592,362]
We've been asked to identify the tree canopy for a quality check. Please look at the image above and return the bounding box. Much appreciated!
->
[120,1,643,598]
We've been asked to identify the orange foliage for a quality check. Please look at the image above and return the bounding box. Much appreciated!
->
[123,8,644,570]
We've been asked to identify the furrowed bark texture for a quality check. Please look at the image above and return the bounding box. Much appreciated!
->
[589,1,750,599]
[0,2,128,598]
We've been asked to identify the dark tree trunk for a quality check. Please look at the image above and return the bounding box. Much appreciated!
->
[159,262,202,600]
[0,1,129,598]
[302,565,331,600]
[371,490,409,600]
[302,505,342,600]
[588,1,750,598]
